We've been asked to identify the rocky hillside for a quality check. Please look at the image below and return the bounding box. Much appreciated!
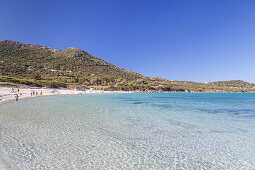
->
[0,40,254,92]
[0,40,143,80]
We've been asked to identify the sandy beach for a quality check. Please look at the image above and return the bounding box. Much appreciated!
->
[0,87,133,104]
[0,87,93,104]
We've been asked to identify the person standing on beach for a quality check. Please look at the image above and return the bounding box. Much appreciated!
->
[15,94,19,101]
[40,91,42,96]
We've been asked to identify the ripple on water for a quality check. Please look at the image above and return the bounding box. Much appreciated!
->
[0,93,255,169]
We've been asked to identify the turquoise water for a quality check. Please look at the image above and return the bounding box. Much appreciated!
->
[0,93,255,169]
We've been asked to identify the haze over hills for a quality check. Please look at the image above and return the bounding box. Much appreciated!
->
[0,40,255,92]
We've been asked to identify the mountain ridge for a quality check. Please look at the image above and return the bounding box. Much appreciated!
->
[0,40,254,92]
[0,40,144,79]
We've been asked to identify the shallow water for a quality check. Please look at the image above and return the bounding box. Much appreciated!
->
[0,93,255,169]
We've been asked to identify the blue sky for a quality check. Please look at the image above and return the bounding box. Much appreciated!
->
[1,0,255,82]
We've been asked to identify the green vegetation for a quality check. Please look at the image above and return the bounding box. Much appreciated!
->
[1,40,255,92]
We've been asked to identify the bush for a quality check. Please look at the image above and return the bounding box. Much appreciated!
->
[31,71,41,80]
[49,83,59,88]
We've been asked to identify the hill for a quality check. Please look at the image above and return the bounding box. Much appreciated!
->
[0,40,147,89]
[0,40,255,92]
[0,40,144,78]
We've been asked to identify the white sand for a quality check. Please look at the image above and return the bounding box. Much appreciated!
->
[0,87,87,104]
[0,87,132,104]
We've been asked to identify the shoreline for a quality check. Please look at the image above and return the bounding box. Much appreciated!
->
[1,87,254,105]
[0,87,82,104]
[0,87,130,168]
[0,87,134,105]
[1,88,255,169]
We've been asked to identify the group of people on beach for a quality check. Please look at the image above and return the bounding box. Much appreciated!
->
[31,90,42,97]
[11,88,43,102]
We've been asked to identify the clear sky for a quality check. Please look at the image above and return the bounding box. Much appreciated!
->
[1,0,255,82]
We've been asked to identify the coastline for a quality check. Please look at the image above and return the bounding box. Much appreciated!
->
[1,86,254,105]
[0,87,131,169]
[0,87,81,104]
[0,87,134,104]
[1,88,255,168]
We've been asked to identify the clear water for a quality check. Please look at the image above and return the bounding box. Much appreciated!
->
[0,93,255,169]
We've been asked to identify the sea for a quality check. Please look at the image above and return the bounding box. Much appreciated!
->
[0,93,255,169]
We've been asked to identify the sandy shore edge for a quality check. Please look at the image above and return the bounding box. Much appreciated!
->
[0,87,83,104]
[0,87,132,104]
[0,87,92,169]
[0,87,133,168]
